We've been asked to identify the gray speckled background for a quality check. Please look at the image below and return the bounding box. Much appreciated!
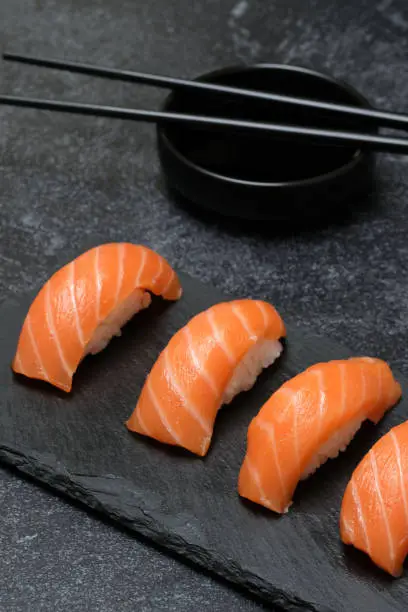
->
[1,0,408,610]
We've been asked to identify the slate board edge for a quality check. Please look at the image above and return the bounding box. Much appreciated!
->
[0,444,332,612]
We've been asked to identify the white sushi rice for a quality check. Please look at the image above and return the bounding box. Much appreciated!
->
[85,289,152,355]
[222,339,283,405]
[300,415,365,480]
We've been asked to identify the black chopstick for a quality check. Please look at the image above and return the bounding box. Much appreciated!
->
[2,93,408,154]
[4,51,408,133]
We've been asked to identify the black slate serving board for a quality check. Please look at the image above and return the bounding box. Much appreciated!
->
[1,271,408,612]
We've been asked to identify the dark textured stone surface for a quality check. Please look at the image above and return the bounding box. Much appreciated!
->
[1,0,408,610]
[1,275,408,612]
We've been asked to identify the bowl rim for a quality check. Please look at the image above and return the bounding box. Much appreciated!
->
[158,62,373,189]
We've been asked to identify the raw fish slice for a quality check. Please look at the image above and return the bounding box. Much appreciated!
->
[126,299,286,456]
[340,420,408,577]
[12,243,182,392]
[238,357,401,513]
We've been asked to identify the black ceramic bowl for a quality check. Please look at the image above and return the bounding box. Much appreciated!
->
[157,64,376,222]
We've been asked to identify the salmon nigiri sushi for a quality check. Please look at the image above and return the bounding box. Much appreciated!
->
[238,358,401,513]
[340,420,408,577]
[12,243,182,392]
[126,299,286,456]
